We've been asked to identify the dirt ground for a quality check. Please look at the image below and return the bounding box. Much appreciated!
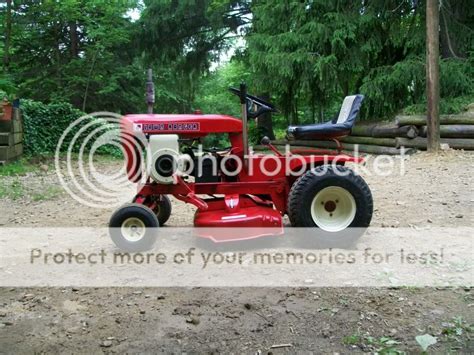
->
[0,151,473,353]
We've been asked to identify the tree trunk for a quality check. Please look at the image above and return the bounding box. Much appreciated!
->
[426,0,441,152]
[419,125,474,138]
[3,0,12,70]
[396,137,474,150]
[341,136,396,147]
[351,123,418,138]
[350,124,377,137]
[372,124,418,138]
[395,113,474,126]
[69,21,79,58]
[256,93,275,141]
[258,144,416,156]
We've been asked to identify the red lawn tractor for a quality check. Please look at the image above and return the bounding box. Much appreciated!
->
[109,84,373,251]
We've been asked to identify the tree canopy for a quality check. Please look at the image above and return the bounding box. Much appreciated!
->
[1,0,473,127]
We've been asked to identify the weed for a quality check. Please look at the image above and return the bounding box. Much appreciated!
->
[366,336,404,354]
[342,334,405,354]
[342,334,361,345]
[338,298,349,306]
[442,316,473,344]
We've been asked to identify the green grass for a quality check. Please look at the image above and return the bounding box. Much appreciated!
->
[342,334,361,345]
[32,186,63,201]
[0,158,39,176]
[0,179,25,200]
[0,179,63,201]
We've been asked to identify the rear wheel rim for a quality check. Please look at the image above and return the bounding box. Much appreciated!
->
[121,217,146,242]
[310,186,356,232]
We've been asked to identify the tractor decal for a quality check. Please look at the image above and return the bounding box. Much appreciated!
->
[140,122,200,132]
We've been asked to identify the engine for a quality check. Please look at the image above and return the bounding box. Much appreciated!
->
[148,135,188,184]
[147,134,221,184]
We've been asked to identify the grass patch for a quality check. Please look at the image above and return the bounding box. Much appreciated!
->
[32,186,63,201]
[0,158,39,176]
[342,334,361,345]
[0,151,122,178]
[0,179,25,200]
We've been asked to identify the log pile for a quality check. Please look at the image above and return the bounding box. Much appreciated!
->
[273,107,474,155]
[0,101,23,163]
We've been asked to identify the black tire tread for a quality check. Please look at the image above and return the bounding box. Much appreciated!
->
[288,165,373,228]
[156,195,172,226]
[109,203,159,252]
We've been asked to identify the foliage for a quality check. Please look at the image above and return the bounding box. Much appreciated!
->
[0,75,16,99]
[441,316,473,345]
[1,0,473,136]
[247,0,474,122]
[194,60,250,117]
[3,0,143,113]
[137,0,250,113]
[342,334,404,354]
[362,54,474,117]
[21,100,85,155]
[403,95,474,115]
[21,99,124,157]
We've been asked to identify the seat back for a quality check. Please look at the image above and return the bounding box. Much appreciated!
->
[335,94,364,127]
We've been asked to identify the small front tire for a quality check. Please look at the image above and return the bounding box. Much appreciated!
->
[109,203,159,252]
[155,195,172,226]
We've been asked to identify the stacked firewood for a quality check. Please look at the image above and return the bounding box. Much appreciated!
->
[271,105,474,155]
[0,100,24,163]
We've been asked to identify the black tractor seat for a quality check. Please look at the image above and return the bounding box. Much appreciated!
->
[287,94,364,141]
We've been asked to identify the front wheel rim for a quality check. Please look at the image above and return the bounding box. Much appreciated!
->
[310,186,356,232]
[121,217,146,242]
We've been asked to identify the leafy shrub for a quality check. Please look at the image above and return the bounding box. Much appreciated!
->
[22,100,86,155]
[21,99,121,156]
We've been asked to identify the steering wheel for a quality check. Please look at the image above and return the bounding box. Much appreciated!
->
[229,87,278,119]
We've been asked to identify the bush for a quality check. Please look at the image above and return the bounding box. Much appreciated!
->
[22,100,86,155]
[21,99,121,157]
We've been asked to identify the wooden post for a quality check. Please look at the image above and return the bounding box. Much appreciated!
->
[426,0,440,152]
[146,69,155,114]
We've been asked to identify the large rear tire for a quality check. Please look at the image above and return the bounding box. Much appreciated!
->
[109,203,159,252]
[288,165,372,244]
